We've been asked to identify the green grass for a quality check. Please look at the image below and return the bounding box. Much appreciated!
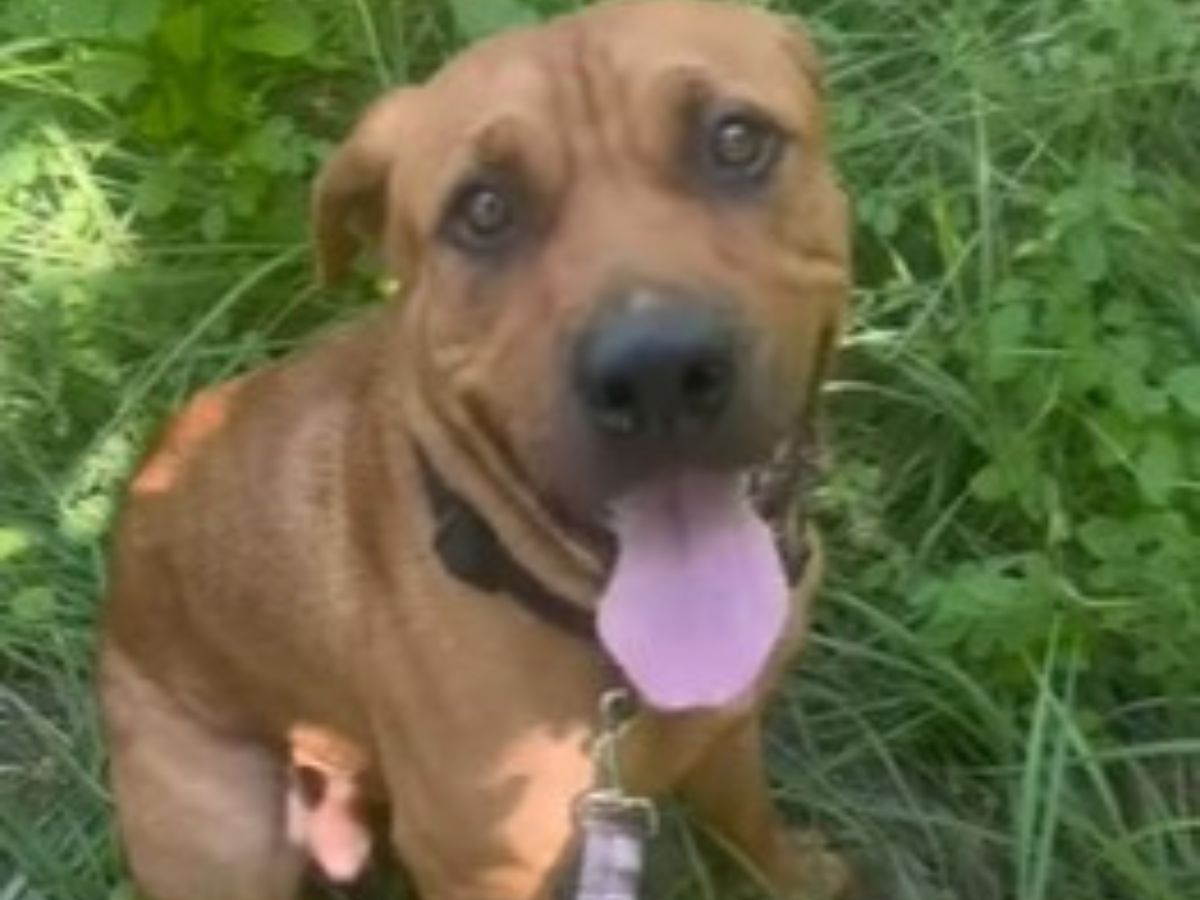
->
[1,0,1197,898]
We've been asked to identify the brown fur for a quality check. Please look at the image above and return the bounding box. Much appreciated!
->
[98,3,853,898]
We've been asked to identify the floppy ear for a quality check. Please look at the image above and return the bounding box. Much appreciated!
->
[311,88,423,286]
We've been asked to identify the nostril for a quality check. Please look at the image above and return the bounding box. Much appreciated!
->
[600,377,635,411]
[680,356,731,415]
[592,376,640,434]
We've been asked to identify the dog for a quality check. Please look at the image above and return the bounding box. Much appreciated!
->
[97,2,853,897]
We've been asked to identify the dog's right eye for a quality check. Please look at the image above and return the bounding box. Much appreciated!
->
[443,179,519,253]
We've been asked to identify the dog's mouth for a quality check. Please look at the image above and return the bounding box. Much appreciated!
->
[595,429,815,711]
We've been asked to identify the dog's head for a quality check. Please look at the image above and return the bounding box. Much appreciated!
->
[315,1,850,709]
[315,0,849,509]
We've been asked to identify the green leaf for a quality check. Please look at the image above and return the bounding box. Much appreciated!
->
[1109,363,1163,420]
[987,302,1030,348]
[160,5,207,64]
[1135,431,1181,505]
[1068,225,1107,283]
[135,167,182,218]
[59,494,112,542]
[448,0,539,42]
[109,0,161,40]
[230,8,316,59]
[74,51,149,101]
[240,118,308,175]
[859,194,900,238]
[985,301,1032,381]
[1166,365,1200,417]
[11,586,56,624]
[0,526,32,563]
[201,205,228,242]
[1077,514,1172,566]
[970,463,1010,503]
[1077,516,1124,561]
[228,169,266,217]
[0,143,39,188]
[914,560,1055,664]
[204,70,244,125]
[47,0,108,38]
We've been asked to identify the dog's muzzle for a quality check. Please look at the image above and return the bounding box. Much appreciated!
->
[572,282,745,462]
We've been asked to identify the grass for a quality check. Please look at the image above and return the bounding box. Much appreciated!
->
[1,0,1198,898]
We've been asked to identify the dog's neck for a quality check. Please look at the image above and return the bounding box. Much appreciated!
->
[380,311,608,614]
[413,447,600,639]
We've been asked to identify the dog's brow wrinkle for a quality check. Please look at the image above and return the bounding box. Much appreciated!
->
[539,25,586,187]
[571,29,606,167]
[562,23,628,178]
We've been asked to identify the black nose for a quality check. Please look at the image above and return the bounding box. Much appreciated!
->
[575,295,736,437]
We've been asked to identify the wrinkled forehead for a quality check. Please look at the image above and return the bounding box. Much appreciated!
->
[568,0,812,107]
[416,2,819,159]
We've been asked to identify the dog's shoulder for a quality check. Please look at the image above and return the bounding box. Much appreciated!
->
[129,310,392,502]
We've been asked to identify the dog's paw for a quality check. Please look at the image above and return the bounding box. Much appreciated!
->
[778,828,857,900]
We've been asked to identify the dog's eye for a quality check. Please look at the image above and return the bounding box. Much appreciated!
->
[463,187,511,235]
[444,180,518,251]
[706,112,780,179]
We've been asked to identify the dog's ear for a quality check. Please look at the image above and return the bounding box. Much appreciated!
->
[312,88,422,286]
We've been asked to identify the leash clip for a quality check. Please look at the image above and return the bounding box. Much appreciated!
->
[572,689,656,900]
[591,689,636,793]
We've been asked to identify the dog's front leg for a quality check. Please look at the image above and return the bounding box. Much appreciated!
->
[373,700,597,900]
[387,748,593,899]
[679,717,854,900]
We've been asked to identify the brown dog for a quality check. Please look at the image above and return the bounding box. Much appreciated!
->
[98,2,852,898]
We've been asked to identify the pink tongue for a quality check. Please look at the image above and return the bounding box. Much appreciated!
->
[597,471,789,711]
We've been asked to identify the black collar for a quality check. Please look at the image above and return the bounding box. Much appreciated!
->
[417,443,813,642]
[417,450,597,640]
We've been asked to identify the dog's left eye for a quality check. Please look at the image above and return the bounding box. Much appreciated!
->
[444,180,519,252]
[687,105,785,195]
[706,112,781,179]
